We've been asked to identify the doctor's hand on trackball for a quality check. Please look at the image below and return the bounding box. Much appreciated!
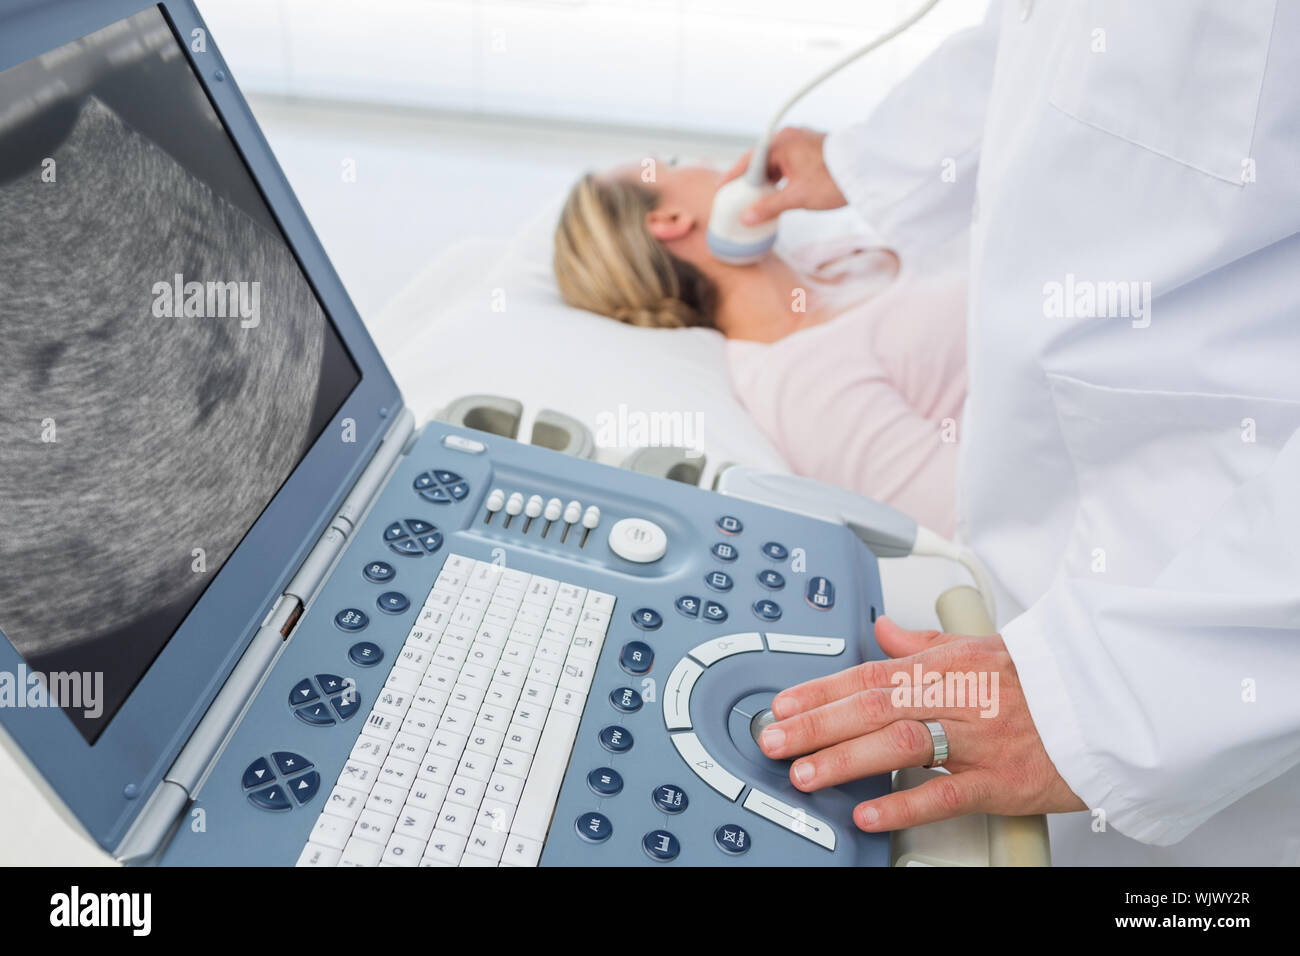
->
[758,617,1086,830]
[718,126,848,225]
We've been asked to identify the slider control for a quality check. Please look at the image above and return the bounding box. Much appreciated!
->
[503,492,524,529]
[561,500,581,543]
[542,497,562,538]
[523,494,544,533]
[485,488,505,524]
[580,505,600,548]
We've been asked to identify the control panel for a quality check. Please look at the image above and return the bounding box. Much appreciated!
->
[159,424,887,867]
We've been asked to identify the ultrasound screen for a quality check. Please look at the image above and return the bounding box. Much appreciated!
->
[0,7,362,742]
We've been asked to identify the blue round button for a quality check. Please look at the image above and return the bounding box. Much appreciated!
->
[652,784,689,814]
[702,601,728,624]
[753,599,783,622]
[643,829,680,862]
[631,607,663,630]
[761,541,789,561]
[598,725,634,754]
[348,641,383,667]
[704,570,733,592]
[376,591,410,614]
[716,515,743,535]
[711,541,738,562]
[619,641,654,675]
[334,608,368,632]
[588,767,624,796]
[757,569,785,590]
[363,561,395,583]
[714,823,751,855]
[675,595,701,618]
[575,811,613,843]
[609,687,642,713]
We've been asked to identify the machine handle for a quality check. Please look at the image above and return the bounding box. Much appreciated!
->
[890,586,1051,866]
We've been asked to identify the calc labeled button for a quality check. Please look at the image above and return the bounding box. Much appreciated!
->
[670,732,744,801]
[743,788,835,852]
[688,632,764,667]
[575,811,613,844]
[764,634,845,656]
[241,757,275,790]
[619,641,654,675]
[652,784,689,814]
[608,517,668,563]
[663,657,704,731]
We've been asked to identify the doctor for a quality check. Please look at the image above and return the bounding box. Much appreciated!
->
[736,0,1300,865]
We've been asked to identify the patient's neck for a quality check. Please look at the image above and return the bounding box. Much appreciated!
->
[708,256,833,343]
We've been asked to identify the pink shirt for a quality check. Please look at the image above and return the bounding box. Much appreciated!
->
[725,242,968,536]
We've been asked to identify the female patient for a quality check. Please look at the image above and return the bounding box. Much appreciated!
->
[553,162,967,536]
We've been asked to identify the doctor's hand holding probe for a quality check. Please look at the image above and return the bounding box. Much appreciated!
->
[716,0,1300,865]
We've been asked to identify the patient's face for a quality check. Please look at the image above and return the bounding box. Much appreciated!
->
[610,160,722,232]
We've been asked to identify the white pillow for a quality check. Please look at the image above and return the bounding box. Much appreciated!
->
[373,198,792,485]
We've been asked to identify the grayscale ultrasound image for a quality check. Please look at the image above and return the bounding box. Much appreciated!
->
[0,9,360,740]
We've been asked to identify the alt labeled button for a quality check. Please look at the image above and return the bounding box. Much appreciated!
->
[576,811,614,844]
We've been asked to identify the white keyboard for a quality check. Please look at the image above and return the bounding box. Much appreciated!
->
[297,553,613,867]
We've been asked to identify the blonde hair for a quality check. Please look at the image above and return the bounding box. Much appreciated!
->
[554,173,718,329]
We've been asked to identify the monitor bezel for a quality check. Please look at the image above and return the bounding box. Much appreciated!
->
[0,0,403,851]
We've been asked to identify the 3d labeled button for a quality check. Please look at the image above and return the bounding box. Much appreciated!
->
[675,595,701,619]
[663,657,703,731]
[704,570,733,592]
[576,812,613,844]
[764,634,845,656]
[806,576,835,610]
[609,687,642,713]
[241,757,275,790]
[753,599,782,622]
[348,641,383,667]
[619,641,654,674]
[670,732,744,801]
[598,725,634,754]
[607,517,668,563]
[711,541,738,562]
[687,632,764,666]
[288,678,318,707]
[743,788,835,851]
[272,751,312,776]
[363,560,395,583]
[702,601,728,624]
[757,569,785,590]
[248,785,290,812]
[294,702,335,726]
[716,515,743,535]
[376,591,410,614]
[630,607,662,631]
[761,541,789,561]
[588,767,623,796]
[334,608,368,632]
[714,824,751,855]
[642,829,680,862]
[289,771,320,805]
[652,784,689,814]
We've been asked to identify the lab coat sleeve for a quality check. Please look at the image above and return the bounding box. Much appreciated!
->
[999,428,1300,846]
[822,1,1002,258]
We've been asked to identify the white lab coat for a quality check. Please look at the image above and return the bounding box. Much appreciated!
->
[824,0,1300,865]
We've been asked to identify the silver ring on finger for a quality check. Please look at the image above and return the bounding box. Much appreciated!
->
[922,719,949,768]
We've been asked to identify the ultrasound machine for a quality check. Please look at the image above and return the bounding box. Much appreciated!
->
[0,0,1047,867]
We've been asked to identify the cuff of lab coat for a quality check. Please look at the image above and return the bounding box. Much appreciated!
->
[999,580,1193,846]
